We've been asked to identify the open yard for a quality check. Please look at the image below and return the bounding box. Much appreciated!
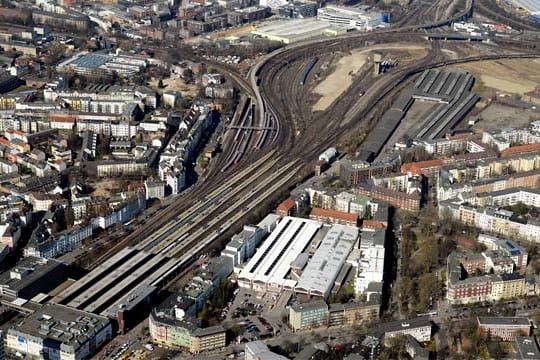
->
[312,44,429,112]
[457,59,540,96]
[475,103,538,131]
[89,179,125,198]
[149,77,198,97]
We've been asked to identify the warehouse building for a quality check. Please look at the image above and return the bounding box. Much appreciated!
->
[251,19,347,44]
[6,304,112,360]
[238,217,322,292]
[295,225,358,298]
[238,217,359,297]
[360,68,479,162]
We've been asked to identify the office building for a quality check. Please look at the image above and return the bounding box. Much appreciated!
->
[478,317,531,341]
[6,304,112,360]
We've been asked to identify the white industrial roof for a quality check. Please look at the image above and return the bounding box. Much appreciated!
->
[238,217,322,288]
[295,225,358,297]
[252,18,336,40]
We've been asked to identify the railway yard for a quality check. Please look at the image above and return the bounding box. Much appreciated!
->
[61,0,540,319]
[3,0,540,357]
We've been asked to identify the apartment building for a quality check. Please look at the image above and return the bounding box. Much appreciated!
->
[289,300,329,332]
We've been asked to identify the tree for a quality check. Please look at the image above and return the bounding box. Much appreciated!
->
[44,43,67,66]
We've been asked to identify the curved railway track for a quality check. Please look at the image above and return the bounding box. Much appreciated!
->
[84,0,540,285]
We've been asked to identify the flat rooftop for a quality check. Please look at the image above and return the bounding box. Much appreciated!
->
[295,224,358,297]
[478,317,531,327]
[67,53,111,69]
[8,303,110,349]
[377,317,433,334]
[0,257,64,297]
[252,18,343,43]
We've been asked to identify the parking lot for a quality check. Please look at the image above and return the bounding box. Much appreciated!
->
[223,287,294,343]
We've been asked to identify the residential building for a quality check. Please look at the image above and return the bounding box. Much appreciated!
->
[355,183,420,211]
[309,207,358,226]
[478,234,528,268]
[149,292,225,353]
[327,301,380,327]
[276,197,296,217]
[289,300,328,332]
[491,273,526,301]
[6,304,112,360]
[478,317,531,341]
[190,326,226,354]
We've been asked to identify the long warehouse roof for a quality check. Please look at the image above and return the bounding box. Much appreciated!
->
[295,224,358,297]
[238,217,322,288]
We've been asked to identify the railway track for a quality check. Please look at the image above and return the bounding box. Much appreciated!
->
[83,0,539,290]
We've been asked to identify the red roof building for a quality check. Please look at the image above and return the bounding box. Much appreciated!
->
[500,144,540,157]
[276,197,295,217]
[309,207,358,227]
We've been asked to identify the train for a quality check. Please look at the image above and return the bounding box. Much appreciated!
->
[300,57,319,86]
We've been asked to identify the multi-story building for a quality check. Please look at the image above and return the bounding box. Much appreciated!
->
[478,234,528,268]
[339,159,397,186]
[276,197,296,217]
[491,273,526,301]
[6,304,112,360]
[446,252,527,304]
[456,252,486,274]
[149,293,226,353]
[0,256,66,299]
[482,126,540,151]
[144,180,165,200]
[355,228,385,295]
[477,317,531,341]
[380,318,433,344]
[309,207,358,226]
[317,6,383,31]
[483,250,514,274]
[221,224,268,270]
[440,201,540,242]
[327,301,380,327]
[289,300,329,332]
[355,183,420,211]
[245,341,289,360]
[190,326,226,354]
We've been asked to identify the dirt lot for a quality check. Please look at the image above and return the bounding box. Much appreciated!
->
[312,44,429,112]
[90,179,124,198]
[457,59,540,96]
[474,103,537,131]
[149,77,198,97]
